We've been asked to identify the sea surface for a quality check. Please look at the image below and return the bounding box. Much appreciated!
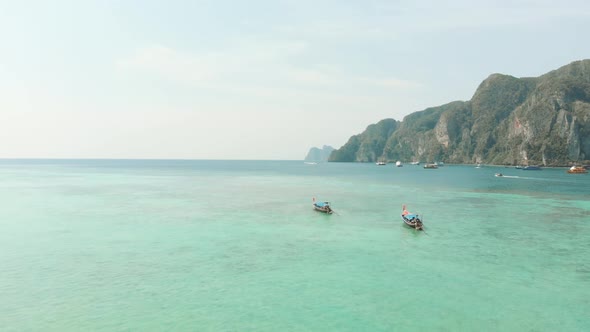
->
[0,159,589,331]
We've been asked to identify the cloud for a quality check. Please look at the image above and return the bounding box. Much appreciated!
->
[116,39,308,82]
[276,21,398,42]
[116,41,421,97]
[274,0,590,41]
[360,77,422,89]
[376,0,590,32]
[116,45,221,83]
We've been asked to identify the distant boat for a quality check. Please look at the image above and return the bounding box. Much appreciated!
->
[304,162,317,165]
[411,161,420,165]
[312,198,333,214]
[475,163,482,168]
[376,161,386,166]
[495,173,503,177]
[396,161,403,167]
[423,163,438,169]
[522,165,541,170]
[401,204,423,231]
[515,165,523,169]
[567,166,588,174]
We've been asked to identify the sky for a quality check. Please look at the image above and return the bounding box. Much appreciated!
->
[1,0,590,160]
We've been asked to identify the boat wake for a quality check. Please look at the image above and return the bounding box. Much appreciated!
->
[500,175,559,182]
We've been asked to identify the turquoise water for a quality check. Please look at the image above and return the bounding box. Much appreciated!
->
[0,160,589,331]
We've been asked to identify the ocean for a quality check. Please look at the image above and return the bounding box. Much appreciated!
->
[0,159,589,331]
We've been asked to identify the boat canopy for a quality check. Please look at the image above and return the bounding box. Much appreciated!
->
[314,201,330,207]
[404,214,418,219]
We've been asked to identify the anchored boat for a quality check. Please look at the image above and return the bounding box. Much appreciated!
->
[567,166,588,174]
[522,165,541,170]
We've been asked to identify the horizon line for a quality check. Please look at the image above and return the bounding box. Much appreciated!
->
[0,157,304,161]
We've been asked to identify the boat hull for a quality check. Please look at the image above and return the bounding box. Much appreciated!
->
[313,205,333,214]
[567,167,588,174]
[522,166,541,170]
[402,215,423,230]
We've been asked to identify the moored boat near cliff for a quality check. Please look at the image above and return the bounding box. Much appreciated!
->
[567,166,588,174]
[522,165,541,170]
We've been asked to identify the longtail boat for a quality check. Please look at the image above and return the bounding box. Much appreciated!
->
[401,204,423,231]
[313,198,333,214]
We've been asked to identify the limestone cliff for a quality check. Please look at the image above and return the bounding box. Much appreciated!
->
[304,145,335,162]
[329,119,400,162]
[330,59,590,166]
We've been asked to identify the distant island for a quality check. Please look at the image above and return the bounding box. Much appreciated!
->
[304,145,335,163]
[329,59,590,166]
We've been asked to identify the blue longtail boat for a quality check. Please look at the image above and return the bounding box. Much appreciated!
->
[401,204,423,230]
[313,198,333,214]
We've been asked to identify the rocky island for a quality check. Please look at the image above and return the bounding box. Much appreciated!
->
[304,145,335,163]
[329,59,590,166]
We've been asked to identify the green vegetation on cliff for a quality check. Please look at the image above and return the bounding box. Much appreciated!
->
[330,59,590,166]
[330,119,400,162]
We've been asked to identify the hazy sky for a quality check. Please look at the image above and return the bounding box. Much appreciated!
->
[1,0,589,160]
